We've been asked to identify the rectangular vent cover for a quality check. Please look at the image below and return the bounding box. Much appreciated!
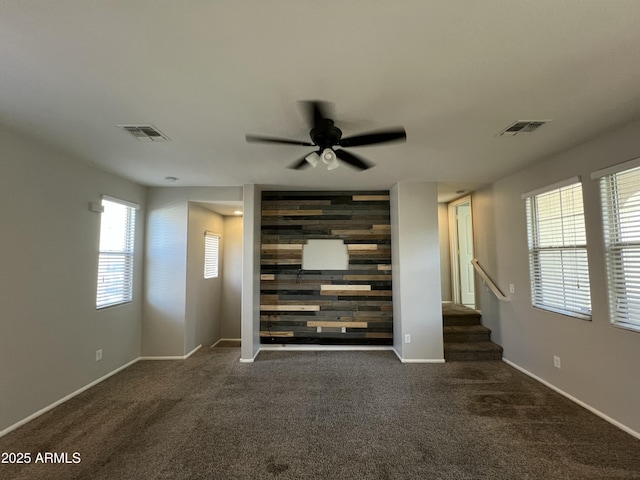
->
[497,120,550,137]
[118,124,170,142]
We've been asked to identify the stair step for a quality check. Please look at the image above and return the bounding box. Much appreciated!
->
[444,341,504,361]
[442,310,481,327]
[443,325,491,342]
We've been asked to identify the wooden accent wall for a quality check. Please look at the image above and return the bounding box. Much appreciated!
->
[260,191,392,344]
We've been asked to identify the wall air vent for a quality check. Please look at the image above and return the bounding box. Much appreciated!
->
[497,120,551,137]
[118,124,170,142]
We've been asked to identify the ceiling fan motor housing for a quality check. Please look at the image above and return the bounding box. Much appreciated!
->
[310,120,342,150]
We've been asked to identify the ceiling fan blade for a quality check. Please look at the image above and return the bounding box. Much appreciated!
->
[335,149,374,171]
[338,127,406,148]
[246,134,313,146]
[287,154,314,170]
[300,100,333,128]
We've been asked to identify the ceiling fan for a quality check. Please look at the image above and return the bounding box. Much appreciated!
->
[245,101,406,171]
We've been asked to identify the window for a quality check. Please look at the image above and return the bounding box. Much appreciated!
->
[204,232,219,279]
[523,178,591,319]
[96,197,137,309]
[593,158,640,331]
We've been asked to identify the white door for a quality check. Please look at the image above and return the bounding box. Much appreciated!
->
[456,203,475,306]
[449,197,476,308]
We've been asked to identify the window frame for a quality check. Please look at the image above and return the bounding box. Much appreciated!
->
[592,158,640,332]
[96,196,138,310]
[523,177,592,320]
[204,231,220,279]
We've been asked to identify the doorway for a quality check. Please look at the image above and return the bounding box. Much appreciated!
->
[449,196,476,308]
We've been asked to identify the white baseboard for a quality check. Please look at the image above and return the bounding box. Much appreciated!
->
[140,344,202,361]
[0,357,139,439]
[259,345,394,352]
[211,338,241,347]
[503,357,640,441]
[239,347,261,363]
[393,348,446,363]
[246,345,394,362]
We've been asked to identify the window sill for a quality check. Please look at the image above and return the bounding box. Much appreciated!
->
[612,321,640,334]
[97,300,133,311]
[532,305,592,321]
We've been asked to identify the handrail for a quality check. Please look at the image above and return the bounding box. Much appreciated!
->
[471,258,510,302]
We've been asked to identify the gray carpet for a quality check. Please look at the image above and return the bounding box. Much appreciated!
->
[1,348,639,479]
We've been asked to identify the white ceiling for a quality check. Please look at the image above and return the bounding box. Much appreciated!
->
[2,1,640,201]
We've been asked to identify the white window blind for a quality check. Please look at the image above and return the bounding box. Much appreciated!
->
[525,181,592,319]
[96,197,137,309]
[204,232,219,279]
[597,163,640,330]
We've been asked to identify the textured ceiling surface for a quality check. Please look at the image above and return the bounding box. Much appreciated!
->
[2,1,640,199]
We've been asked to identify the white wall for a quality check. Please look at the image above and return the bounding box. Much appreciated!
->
[221,215,243,339]
[143,197,188,356]
[185,203,224,352]
[390,182,443,362]
[241,184,262,362]
[0,128,146,433]
[474,119,640,435]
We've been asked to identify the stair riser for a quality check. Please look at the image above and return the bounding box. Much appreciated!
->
[445,351,503,361]
[443,316,481,327]
[444,332,491,343]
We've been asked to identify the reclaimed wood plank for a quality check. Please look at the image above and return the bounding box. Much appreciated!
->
[262,210,324,216]
[307,321,368,328]
[352,195,390,201]
[347,244,378,251]
[262,200,332,206]
[320,284,371,291]
[320,290,392,296]
[344,275,392,281]
[261,244,304,250]
[366,332,393,338]
[260,305,320,311]
[260,331,294,337]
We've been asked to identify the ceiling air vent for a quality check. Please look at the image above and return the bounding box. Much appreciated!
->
[497,120,550,137]
[118,124,170,142]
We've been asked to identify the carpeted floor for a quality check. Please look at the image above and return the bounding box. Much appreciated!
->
[1,347,639,479]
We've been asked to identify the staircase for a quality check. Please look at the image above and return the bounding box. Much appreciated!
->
[443,303,503,361]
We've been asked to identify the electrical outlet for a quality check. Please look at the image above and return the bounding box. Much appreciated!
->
[509,283,515,294]
[341,327,346,333]
[96,349,102,362]
[404,334,411,344]
[553,355,561,369]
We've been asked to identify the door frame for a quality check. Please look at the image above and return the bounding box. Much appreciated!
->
[448,195,476,307]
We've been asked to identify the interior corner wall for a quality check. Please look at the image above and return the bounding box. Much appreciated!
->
[221,215,243,339]
[185,203,225,352]
[0,128,146,433]
[143,186,243,357]
[438,202,452,302]
[473,119,640,435]
[241,184,262,362]
[391,182,443,361]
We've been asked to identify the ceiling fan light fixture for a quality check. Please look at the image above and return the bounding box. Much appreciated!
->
[321,148,339,170]
[305,152,320,168]
[245,100,406,172]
